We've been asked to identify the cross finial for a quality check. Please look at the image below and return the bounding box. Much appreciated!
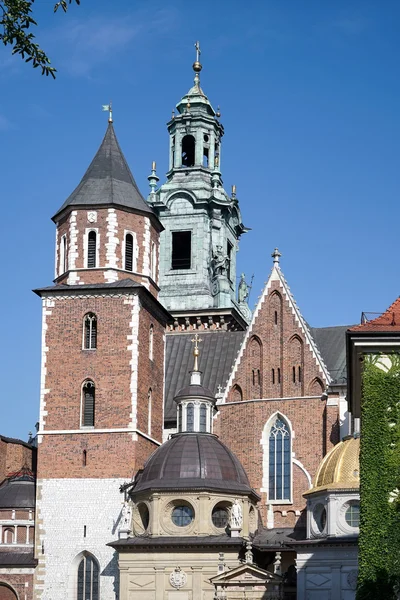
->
[195,41,201,62]
[271,247,282,265]
[191,333,202,372]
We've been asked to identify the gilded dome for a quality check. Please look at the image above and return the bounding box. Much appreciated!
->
[305,436,360,495]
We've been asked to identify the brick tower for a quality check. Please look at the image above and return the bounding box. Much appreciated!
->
[33,116,170,600]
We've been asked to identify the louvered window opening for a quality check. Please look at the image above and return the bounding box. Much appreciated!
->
[77,555,99,600]
[87,231,97,268]
[84,314,97,350]
[125,234,133,271]
[269,417,291,501]
[82,382,95,427]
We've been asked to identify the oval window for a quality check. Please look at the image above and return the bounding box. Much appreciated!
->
[345,502,360,527]
[172,505,194,527]
[313,503,327,533]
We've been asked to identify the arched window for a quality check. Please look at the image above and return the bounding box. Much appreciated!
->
[87,231,97,268]
[231,384,243,402]
[60,234,67,274]
[268,416,291,501]
[3,528,14,544]
[83,313,97,350]
[77,553,99,600]
[199,404,207,432]
[0,583,18,600]
[186,403,194,432]
[82,381,95,427]
[149,324,154,360]
[147,388,152,436]
[181,135,195,167]
[178,404,182,432]
[125,233,133,271]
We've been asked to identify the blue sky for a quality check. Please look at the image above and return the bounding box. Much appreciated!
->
[1,0,399,439]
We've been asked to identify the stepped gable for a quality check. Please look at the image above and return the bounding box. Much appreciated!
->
[223,251,331,403]
[53,122,156,221]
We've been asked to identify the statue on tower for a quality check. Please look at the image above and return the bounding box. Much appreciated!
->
[238,273,249,304]
[212,245,229,277]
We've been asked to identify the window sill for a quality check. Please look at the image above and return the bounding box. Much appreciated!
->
[80,426,95,430]
[82,349,97,352]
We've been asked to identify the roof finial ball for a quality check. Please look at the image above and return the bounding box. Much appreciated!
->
[271,247,282,265]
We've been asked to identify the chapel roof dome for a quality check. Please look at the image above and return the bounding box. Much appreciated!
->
[132,433,258,499]
[305,436,360,495]
[0,468,35,508]
[174,383,215,401]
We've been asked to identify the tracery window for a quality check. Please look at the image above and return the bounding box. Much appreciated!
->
[83,313,97,350]
[268,416,291,501]
[77,554,99,600]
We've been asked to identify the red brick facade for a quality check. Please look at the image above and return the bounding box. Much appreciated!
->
[55,207,160,296]
[0,439,35,484]
[215,269,340,527]
[0,576,34,600]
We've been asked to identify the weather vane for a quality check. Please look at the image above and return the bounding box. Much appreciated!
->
[102,101,113,123]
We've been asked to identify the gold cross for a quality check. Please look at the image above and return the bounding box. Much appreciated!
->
[194,41,201,62]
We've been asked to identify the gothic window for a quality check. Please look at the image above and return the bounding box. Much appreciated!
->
[149,324,154,360]
[268,416,291,501]
[181,135,195,167]
[77,553,99,600]
[289,335,304,390]
[125,233,134,271]
[87,231,97,268]
[231,384,243,402]
[199,404,207,432]
[83,313,97,350]
[249,336,262,397]
[186,403,194,432]
[172,231,191,270]
[82,381,95,427]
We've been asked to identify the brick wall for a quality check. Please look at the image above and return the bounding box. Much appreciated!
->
[0,575,34,600]
[0,440,34,483]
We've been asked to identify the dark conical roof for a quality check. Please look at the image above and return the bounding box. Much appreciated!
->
[53,123,156,221]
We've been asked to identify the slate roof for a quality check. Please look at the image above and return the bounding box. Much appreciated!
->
[253,527,306,549]
[34,278,142,294]
[349,296,400,332]
[0,475,35,508]
[109,534,243,549]
[0,435,33,449]
[309,325,352,385]
[53,123,157,222]
[132,432,258,499]
[164,331,245,423]
[0,552,37,567]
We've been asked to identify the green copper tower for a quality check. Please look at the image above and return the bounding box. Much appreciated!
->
[148,43,250,330]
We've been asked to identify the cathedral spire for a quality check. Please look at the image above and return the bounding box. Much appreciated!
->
[193,41,202,89]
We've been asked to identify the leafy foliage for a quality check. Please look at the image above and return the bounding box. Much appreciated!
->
[357,355,400,599]
[0,0,80,78]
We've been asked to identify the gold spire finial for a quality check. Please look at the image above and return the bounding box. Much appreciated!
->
[191,333,203,372]
[102,101,113,123]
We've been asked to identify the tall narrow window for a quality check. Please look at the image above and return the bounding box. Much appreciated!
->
[178,405,182,432]
[60,234,67,274]
[82,381,95,427]
[87,231,97,268]
[77,554,99,600]
[268,416,291,501]
[272,369,275,384]
[172,231,191,270]
[199,404,207,432]
[298,366,302,382]
[292,366,296,383]
[274,310,278,325]
[278,368,281,384]
[151,242,157,280]
[149,324,154,360]
[125,233,133,271]
[227,240,233,281]
[83,313,97,350]
[148,389,152,436]
[257,369,261,385]
[186,403,194,432]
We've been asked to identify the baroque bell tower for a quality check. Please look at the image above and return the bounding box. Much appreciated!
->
[147,43,250,331]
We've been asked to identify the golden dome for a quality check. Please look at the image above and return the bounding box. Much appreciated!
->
[304,436,360,495]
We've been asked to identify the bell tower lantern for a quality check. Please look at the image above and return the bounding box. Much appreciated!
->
[147,43,250,331]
